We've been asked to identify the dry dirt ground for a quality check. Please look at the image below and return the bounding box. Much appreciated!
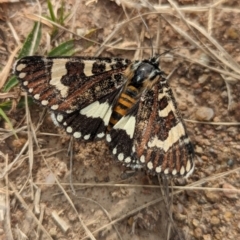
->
[0,0,240,240]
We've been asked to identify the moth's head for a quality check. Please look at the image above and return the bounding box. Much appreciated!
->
[127,57,163,90]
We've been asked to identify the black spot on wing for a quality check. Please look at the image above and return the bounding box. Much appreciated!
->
[108,128,133,157]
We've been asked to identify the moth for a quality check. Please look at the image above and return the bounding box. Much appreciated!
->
[14,55,194,177]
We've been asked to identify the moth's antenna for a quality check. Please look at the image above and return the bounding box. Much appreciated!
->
[138,10,154,57]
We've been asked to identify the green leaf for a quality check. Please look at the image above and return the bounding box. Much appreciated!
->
[0,98,33,111]
[48,39,76,56]
[47,0,56,22]
[4,22,42,92]
[18,21,42,58]
[0,108,18,139]
[59,0,65,25]
[3,76,18,92]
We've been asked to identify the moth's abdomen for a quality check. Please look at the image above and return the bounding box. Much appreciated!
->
[108,85,138,130]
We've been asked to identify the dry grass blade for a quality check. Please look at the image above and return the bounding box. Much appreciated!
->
[51,211,70,233]
[9,182,53,239]
[174,52,240,79]
[0,140,29,179]
[1,153,14,240]
[211,0,227,7]
[36,204,45,239]
[34,186,41,215]
[207,5,213,35]
[0,45,21,90]
[80,195,165,240]
[184,119,240,126]
[77,197,123,240]
[188,21,240,73]
[53,176,97,239]
[221,75,235,111]
[24,93,34,199]
[32,139,97,239]
[153,4,210,13]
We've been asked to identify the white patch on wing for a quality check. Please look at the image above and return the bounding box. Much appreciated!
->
[164,168,169,174]
[97,132,105,138]
[66,110,74,114]
[73,132,81,138]
[158,100,175,118]
[140,155,145,163]
[180,166,185,175]
[113,115,136,138]
[158,88,168,100]
[112,148,117,154]
[41,100,49,106]
[84,134,90,140]
[51,104,59,110]
[147,122,186,152]
[106,134,112,142]
[155,166,161,173]
[19,72,27,78]
[56,114,63,122]
[83,60,115,76]
[51,113,59,126]
[80,101,112,126]
[66,127,73,133]
[118,153,124,161]
[147,161,153,170]
[125,157,131,163]
[185,160,195,178]
[34,94,40,100]
[50,59,69,98]
[16,63,26,71]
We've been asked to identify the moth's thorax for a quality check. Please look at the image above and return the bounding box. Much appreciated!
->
[124,59,163,93]
[108,59,163,130]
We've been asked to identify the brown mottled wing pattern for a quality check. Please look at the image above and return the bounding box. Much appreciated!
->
[15,56,130,141]
[15,55,194,176]
[15,56,130,112]
[133,80,194,177]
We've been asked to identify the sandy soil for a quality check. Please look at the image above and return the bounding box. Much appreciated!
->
[0,1,240,240]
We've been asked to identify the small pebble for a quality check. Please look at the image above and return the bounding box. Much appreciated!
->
[223,211,233,222]
[192,219,199,227]
[178,103,187,111]
[195,107,214,121]
[179,77,191,86]
[162,53,174,63]
[194,227,203,238]
[222,183,238,199]
[210,216,220,226]
[203,234,212,240]
[195,145,203,154]
[205,191,220,203]
[49,228,57,237]
[220,91,228,98]
[198,74,210,84]
[199,53,210,65]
